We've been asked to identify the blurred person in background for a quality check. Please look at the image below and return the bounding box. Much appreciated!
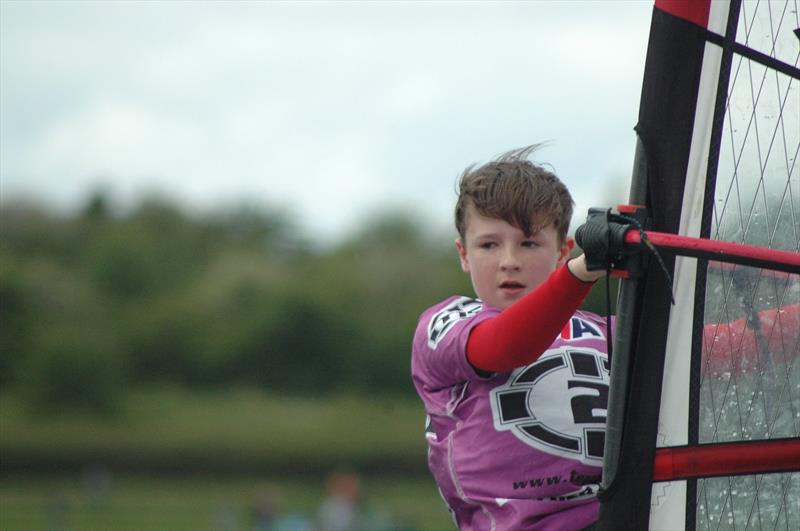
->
[252,483,313,531]
[316,471,363,531]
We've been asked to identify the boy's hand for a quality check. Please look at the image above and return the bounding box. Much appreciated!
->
[575,209,631,271]
[568,254,606,282]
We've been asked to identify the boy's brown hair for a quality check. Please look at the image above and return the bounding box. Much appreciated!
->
[454,144,574,244]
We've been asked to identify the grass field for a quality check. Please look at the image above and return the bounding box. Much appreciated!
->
[0,475,453,531]
[1,387,429,474]
[0,473,454,531]
[0,387,455,530]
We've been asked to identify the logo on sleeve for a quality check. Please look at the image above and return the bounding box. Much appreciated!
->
[490,347,609,465]
[427,297,482,349]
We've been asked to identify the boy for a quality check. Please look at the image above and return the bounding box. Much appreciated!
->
[411,145,607,530]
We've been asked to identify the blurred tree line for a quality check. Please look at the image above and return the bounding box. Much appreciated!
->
[0,194,614,417]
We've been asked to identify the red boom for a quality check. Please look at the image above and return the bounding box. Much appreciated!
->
[654,438,800,481]
[624,230,800,274]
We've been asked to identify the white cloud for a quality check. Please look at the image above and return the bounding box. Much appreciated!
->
[1,1,653,243]
[381,73,445,123]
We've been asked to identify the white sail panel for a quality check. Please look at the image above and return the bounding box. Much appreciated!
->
[696,0,799,528]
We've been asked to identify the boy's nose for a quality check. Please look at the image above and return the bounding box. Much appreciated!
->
[500,249,522,271]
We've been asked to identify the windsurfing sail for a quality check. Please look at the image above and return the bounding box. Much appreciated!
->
[597,1,799,530]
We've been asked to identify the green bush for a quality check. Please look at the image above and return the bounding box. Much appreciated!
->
[0,253,31,386]
[0,197,621,407]
[18,326,124,418]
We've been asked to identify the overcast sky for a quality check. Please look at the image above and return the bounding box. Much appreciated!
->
[1,1,653,246]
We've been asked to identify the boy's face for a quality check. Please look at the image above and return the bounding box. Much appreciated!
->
[455,205,573,310]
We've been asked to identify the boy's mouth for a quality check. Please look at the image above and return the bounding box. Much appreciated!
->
[499,280,526,293]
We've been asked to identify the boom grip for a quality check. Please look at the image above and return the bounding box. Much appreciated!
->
[575,208,633,271]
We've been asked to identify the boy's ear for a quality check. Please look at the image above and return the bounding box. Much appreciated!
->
[557,237,575,266]
[455,238,470,272]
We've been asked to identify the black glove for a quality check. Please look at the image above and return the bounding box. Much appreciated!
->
[575,208,632,271]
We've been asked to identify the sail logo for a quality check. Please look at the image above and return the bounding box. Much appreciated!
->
[490,347,609,465]
[560,317,604,341]
[427,297,482,349]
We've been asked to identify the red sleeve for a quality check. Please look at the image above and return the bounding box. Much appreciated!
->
[466,261,596,373]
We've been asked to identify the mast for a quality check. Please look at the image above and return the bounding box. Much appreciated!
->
[599,2,718,527]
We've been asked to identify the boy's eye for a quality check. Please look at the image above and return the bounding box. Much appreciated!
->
[478,242,497,249]
[522,240,539,248]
